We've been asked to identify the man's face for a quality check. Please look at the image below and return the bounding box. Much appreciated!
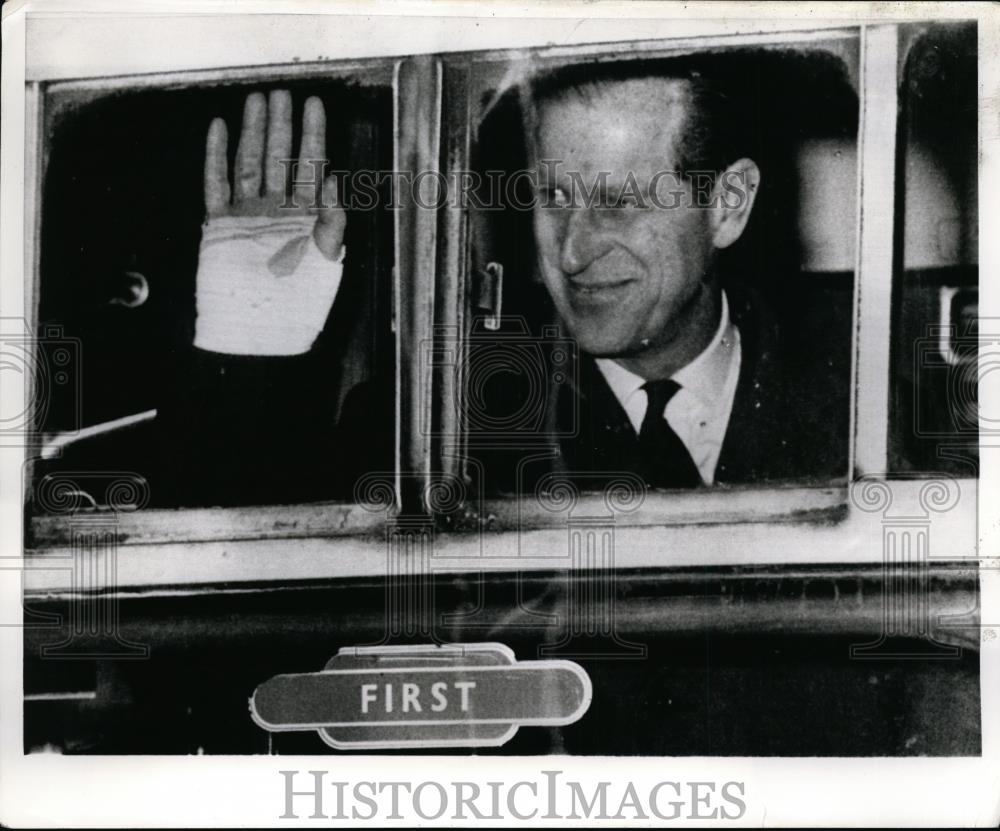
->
[533,79,718,360]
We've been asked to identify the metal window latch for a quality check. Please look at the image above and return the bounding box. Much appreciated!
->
[474,262,504,331]
[937,285,978,365]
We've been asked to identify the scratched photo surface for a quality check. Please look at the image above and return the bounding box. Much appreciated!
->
[21,18,981,756]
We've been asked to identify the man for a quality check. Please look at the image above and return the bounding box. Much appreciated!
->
[520,61,848,489]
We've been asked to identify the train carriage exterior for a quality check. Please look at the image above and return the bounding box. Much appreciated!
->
[10,12,986,758]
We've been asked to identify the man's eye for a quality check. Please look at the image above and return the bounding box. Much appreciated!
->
[612,194,643,210]
[539,187,570,208]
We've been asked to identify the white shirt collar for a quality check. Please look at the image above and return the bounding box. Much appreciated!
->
[596,291,736,409]
[672,291,739,410]
[594,291,741,484]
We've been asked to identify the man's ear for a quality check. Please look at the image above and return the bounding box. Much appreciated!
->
[708,158,761,250]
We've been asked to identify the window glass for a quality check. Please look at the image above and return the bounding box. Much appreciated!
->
[32,78,395,510]
[889,23,978,476]
[461,45,859,496]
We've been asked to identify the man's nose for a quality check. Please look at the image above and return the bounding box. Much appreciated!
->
[559,209,613,275]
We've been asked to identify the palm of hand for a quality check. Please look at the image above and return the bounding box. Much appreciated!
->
[194,90,347,356]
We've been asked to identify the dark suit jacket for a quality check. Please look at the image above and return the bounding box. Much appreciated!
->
[32,347,392,509]
[481,287,850,493]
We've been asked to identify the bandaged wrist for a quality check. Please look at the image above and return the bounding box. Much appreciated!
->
[194,215,345,356]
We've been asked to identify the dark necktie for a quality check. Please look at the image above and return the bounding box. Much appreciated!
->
[637,379,702,489]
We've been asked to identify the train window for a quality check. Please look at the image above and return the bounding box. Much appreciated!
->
[436,36,859,519]
[27,66,398,542]
[889,22,979,475]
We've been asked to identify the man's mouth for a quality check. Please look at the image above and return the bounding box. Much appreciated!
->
[567,277,633,299]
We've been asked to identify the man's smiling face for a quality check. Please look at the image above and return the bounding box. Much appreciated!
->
[532,78,720,368]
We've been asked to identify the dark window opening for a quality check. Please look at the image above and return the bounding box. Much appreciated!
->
[32,79,395,510]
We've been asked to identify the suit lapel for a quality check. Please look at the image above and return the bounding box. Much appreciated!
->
[557,353,641,478]
[716,288,789,483]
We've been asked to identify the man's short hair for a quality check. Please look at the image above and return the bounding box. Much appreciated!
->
[529,55,748,178]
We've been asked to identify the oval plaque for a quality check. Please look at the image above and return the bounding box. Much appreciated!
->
[250,643,592,749]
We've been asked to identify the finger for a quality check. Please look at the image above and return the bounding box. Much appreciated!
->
[294,96,326,208]
[313,174,347,259]
[204,118,230,217]
[318,175,345,221]
[265,89,293,197]
[234,92,266,200]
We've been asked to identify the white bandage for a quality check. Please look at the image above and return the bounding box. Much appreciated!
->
[194,215,345,356]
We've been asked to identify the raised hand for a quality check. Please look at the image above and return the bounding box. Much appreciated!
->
[194,90,347,356]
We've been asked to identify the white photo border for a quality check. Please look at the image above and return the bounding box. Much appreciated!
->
[1,1,998,827]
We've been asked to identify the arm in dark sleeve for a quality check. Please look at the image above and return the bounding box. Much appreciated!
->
[154,346,344,507]
[38,347,391,510]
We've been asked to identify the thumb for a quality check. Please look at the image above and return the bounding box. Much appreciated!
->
[313,174,347,260]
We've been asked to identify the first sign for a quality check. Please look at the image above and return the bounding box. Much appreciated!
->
[250,643,592,750]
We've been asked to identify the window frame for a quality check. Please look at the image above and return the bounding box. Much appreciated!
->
[435,28,868,517]
[23,57,413,548]
[421,22,979,569]
[20,21,982,593]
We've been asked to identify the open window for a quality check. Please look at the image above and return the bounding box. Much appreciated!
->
[26,61,401,545]
[434,32,861,527]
